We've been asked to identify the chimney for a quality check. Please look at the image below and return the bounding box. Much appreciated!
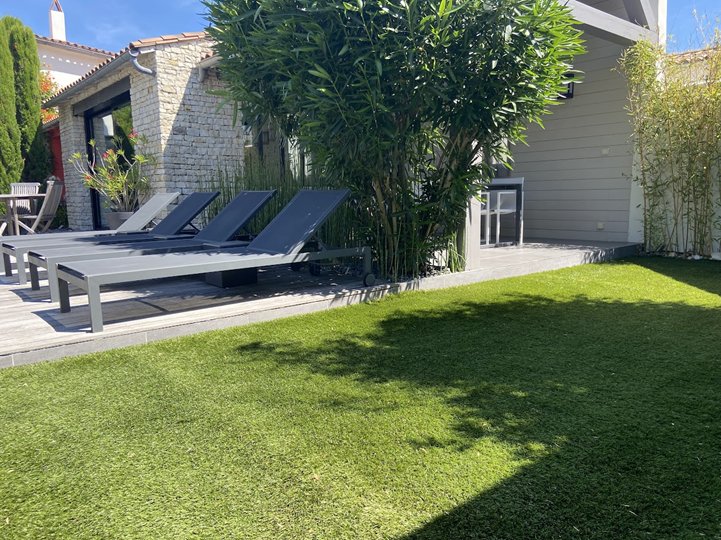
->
[49,0,66,41]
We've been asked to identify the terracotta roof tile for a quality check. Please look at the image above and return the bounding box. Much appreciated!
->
[47,31,209,103]
[35,35,115,57]
[671,48,721,64]
[130,31,208,49]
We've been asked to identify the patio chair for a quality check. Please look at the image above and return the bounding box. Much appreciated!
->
[0,192,181,245]
[481,177,524,245]
[15,180,63,235]
[0,183,42,236]
[29,190,276,303]
[10,182,41,215]
[2,192,215,285]
[56,189,374,332]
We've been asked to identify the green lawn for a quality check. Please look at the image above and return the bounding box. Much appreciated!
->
[1,257,720,539]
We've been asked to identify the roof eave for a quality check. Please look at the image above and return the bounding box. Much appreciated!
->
[35,35,115,58]
[44,51,132,108]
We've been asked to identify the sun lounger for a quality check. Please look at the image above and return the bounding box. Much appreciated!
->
[3,192,217,285]
[56,189,374,332]
[28,190,276,302]
[1,192,180,245]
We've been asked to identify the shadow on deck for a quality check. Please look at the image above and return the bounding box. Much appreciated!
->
[0,240,639,367]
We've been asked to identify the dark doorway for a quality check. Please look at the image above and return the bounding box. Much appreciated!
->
[82,91,132,229]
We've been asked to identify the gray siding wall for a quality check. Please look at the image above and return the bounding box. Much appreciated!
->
[577,0,629,20]
[510,35,633,242]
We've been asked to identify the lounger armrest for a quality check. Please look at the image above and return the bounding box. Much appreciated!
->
[147,233,193,241]
[199,240,251,249]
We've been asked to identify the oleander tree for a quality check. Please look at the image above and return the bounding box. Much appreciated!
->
[206,0,584,279]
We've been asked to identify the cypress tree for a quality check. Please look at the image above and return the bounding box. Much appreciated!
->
[0,20,21,192]
[3,17,48,181]
[8,21,41,157]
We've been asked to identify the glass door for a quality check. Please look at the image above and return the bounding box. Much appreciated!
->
[83,96,132,229]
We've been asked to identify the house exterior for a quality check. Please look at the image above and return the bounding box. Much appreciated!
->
[36,35,113,89]
[512,0,666,245]
[463,0,667,269]
[46,0,667,259]
[37,1,114,183]
[45,33,250,230]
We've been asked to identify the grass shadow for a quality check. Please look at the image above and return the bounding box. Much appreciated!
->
[234,268,721,538]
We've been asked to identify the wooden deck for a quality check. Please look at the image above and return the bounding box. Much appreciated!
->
[0,240,639,368]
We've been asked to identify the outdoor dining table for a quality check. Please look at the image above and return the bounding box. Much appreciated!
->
[0,192,46,236]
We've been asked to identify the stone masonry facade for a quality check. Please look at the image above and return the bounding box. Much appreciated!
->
[59,37,250,230]
[153,40,250,197]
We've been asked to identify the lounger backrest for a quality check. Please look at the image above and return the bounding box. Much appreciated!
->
[151,192,220,236]
[195,190,276,243]
[116,192,181,232]
[248,189,350,255]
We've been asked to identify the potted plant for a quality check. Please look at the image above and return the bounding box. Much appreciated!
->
[69,130,154,228]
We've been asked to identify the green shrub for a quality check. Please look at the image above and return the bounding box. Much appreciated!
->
[620,39,721,256]
[206,0,584,278]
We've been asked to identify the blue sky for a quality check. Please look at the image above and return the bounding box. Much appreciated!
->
[0,0,718,53]
[0,0,207,51]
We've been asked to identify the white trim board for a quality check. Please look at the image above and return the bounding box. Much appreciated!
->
[566,0,657,45]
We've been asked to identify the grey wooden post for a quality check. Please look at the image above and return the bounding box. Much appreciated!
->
[463,196,483,271]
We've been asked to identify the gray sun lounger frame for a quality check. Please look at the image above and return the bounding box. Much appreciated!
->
[56,189,372,332]
[28,190,276,302]
[1,192,180,245]
[3,192,217,285]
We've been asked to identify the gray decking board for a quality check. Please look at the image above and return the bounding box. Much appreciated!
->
[0,240,639,368]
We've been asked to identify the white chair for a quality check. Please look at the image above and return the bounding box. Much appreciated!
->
[480,177,524,245]
[10,182,41,215]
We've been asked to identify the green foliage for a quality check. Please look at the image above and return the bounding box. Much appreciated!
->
[6,18,41,162]
[203,139,365,250]
[22,129,52,182]
[49,201,69,229]
[0,20,21,192]
[0,17,48,186]
[68,131,154,212]
[40,71,59,123]
[620,39,721,256]
[206,0,584,279]
[2,259,721,538]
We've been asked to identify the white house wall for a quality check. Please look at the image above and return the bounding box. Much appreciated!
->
[510,35,633,242]
[38,43,108,88]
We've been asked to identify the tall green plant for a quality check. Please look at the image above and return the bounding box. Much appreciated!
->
[0,20,21,192]
[620,40,721,256]
[5,18,41,161]
[205,0,583,279]
[0,17,48,184]
[203,138,365,250]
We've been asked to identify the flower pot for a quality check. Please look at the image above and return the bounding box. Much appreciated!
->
[106,211,134,230]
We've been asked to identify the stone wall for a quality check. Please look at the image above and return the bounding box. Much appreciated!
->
[59,38,248,230]
[152,40,250,197]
